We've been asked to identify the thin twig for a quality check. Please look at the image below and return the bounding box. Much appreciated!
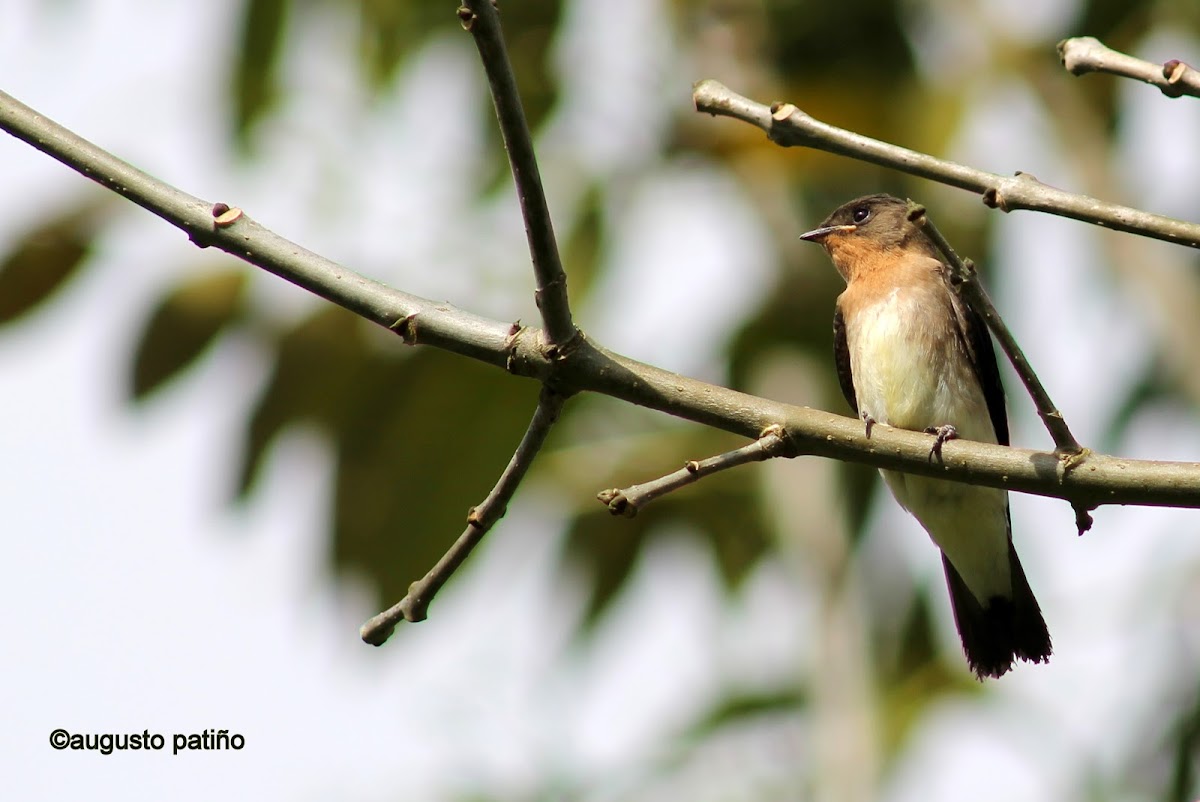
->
[597,425,794,517]
[3,91,1200,511]
[1059,36,1200,100]
[459,1,576,351]
[361,388,567,644]
[909,204,1095,533]
[907,202,1084,455]
[692,80,1200,249]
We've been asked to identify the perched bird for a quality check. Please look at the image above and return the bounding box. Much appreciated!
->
[800,193,1051,679]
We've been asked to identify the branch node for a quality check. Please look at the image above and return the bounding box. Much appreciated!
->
[1059,446,1091,472]
[1073,503,1095,536]
[771,102,797,121]
[982,187,1006,211]
[456,5,476,31]
[504,324,539,374]
[1164,59,1186,84]
[390,313,419,344]
[212,203,243,227]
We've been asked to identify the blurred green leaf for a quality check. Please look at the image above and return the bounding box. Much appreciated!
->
[1165,686,1200,802]
[765,2,913,80]
[476,0,566,193]
[1102,352,1182,452]
[237,306,541,608]
[0,195,109,326]
[561,182,605,306]
[490,0,563,131]
[235,305,372,497]
[130,268,249,400]
[330,346,541,608]
[356,1,449,89]
[564,438,771,629]
[563,506,647,629]
[1072,0,1151,50]
[231,0,289,149]
[680,688,807,742]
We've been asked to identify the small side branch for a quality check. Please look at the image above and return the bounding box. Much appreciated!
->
[597,425,794,517]
[692,80,1200,249]
[1059,36,1200,100]
[909,204,1094,532]
[909,202,1083,455]
[459,1,576,350]
[360,388,568,645]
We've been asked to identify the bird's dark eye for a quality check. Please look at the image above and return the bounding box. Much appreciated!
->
[851,206,871,224]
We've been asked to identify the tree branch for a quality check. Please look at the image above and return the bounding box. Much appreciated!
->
[597,425,793,517]
[2,89,1200,526]
[692,80,1200,249]
[908,203,1094,532]
[361,388,567,644]
[1059,36,1200,100]
[907,202,1084,456]
[458,0,577,349]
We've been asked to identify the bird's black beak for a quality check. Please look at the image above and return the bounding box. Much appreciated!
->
[799,224,856,242]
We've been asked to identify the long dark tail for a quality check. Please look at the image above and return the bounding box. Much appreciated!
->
[942,541,1052,680]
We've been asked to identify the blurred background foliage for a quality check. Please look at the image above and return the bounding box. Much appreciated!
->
[3,0,1200,799]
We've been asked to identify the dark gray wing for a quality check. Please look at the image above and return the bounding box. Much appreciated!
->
[832,307,857,413]
[956,294,1008,447]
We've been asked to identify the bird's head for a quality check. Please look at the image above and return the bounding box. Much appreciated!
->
[800,194,928,280]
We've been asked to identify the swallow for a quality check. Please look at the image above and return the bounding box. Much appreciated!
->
[800,193,1051,679]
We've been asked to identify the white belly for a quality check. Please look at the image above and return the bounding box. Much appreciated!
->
[849,290,1012,601]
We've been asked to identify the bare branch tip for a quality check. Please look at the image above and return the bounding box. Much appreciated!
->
[691,78,721,107]
[360,621,395,646]
[597,488,635,517]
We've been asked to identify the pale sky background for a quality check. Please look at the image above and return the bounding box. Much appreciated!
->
[2,2,1200,801]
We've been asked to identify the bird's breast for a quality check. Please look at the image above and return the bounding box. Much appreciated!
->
[846,288,994,443]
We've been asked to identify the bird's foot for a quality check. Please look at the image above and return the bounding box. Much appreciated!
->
[861,410,876,439]
[924,424,958,462]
